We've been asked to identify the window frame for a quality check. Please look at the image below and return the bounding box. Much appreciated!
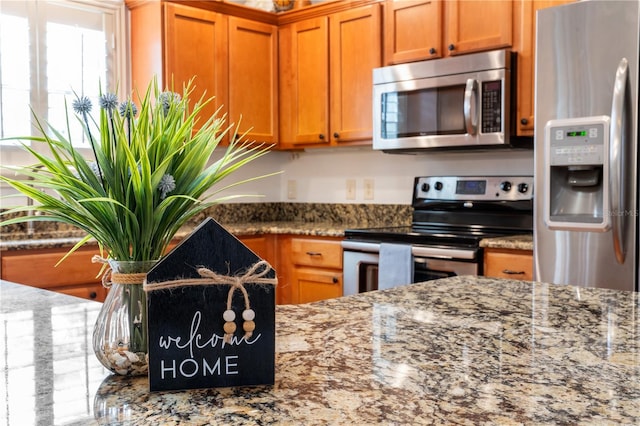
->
[0,0,128,168]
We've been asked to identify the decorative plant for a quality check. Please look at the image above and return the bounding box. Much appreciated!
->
[0,78,273,262]
[0,78,275,376]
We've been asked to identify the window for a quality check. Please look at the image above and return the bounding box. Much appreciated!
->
[0,0,126,152]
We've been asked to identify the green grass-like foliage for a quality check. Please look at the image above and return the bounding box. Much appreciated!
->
[0,78,273,262]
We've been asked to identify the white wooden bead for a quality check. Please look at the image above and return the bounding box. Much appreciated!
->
[242,309,255,321]
[223,309,236,322]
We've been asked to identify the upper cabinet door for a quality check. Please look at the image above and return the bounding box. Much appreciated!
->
[514,0,574,137]
[163,3,228,128]
[228,17,278,145]
[444,0,512,55]
[279,17,330,146]
[329,4,382,145]
[384,0,442,64]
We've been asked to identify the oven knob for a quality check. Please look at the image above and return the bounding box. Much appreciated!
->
[500,181,512,191]
[434,181,443,191]
[421,182,430,192]
[518,183,529,193]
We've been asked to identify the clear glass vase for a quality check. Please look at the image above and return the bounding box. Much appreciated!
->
[92,260,157,376]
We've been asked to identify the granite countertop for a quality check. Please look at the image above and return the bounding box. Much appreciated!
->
[0,203,413,251]
[2,276,639,425]
[0,221,348,251]
[479,234,533,251]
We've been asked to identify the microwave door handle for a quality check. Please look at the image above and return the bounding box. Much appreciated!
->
[609,57,629,264]
[464,79,479,135]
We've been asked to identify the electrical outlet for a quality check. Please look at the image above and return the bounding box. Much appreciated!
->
[346,179,356,200]
[364,178,374,200]
[287,180,297,200]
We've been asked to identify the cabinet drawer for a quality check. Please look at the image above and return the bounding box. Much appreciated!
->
[484,249,533,281]
[290,238,342,269]
[1,246,102,288]
[56,283,108,302]
[296,268,343,304]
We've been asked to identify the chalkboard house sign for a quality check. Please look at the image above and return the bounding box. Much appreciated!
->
[144,218,276,392]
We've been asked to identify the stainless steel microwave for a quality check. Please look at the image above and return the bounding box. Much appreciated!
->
[373,49,528,152]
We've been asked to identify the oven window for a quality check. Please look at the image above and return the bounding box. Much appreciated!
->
[414,269,455,282]
[381,85,466,139]
[357,259,458,293]
[358,263,379,293]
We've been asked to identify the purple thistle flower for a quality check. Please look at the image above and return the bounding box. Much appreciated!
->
[99,93,118,112]
[158,91,181,116]
[72,96,92,115]
[158,174,176,199]
[72,94,103,186]
[119,100,138,118]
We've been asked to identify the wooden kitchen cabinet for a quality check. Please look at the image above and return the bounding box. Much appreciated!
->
[384,0,443,63]
[228,17,279,144]
[444,0,512,56]
[1,245,107,302]
[484,248,533,281]
[128,1,277,144]
[280,236,343,304]
[383,0,511,64]
[279,17,329,146]
[279,3,381,148]
[130,2,227,129]
[513,0,573,136]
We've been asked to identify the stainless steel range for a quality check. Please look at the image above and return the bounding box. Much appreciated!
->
[342,175,534,295]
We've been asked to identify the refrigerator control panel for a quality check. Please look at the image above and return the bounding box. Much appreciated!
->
[543,116,611,232]
[547,118,608,166]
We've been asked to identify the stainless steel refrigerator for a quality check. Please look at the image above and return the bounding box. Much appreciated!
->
[534,0,640,291]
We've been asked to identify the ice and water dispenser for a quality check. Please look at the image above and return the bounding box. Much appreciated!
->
[544,116,610,231]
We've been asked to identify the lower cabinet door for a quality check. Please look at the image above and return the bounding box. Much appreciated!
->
[294,267,343,304]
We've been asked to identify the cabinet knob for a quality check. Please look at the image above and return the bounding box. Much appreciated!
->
[332,277,338,284]
[520,118,529,125]
[448,43,455,51]
[319,133,325,140]
[89,291,97,299]
[429,47,436,55]
[333,132,340,139]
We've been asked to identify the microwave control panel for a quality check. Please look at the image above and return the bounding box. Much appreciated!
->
[481,80,503,133]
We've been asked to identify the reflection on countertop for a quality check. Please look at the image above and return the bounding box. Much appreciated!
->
[2,275,639,424]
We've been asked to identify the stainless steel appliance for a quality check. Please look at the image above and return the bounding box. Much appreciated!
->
[372,49,530,152]
[342,175,534,295]
[534,0,640,292]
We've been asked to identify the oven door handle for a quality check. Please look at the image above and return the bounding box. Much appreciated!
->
[341,241,381,253]
[341,241,477,261]
[412,246,476,260]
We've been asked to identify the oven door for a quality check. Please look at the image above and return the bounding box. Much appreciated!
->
[342,242,479,296]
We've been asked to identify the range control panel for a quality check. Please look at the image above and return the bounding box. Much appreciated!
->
[415,176,534,201]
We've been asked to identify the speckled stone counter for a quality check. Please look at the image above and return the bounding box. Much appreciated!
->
[0,202,411,251]
[480,234,533,251]
[2,276,639,425]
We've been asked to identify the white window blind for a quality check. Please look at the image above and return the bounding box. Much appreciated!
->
[0,0,125,151]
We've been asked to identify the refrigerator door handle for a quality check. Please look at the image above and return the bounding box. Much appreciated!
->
[609,57,629,264]
[464,79,479,135]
